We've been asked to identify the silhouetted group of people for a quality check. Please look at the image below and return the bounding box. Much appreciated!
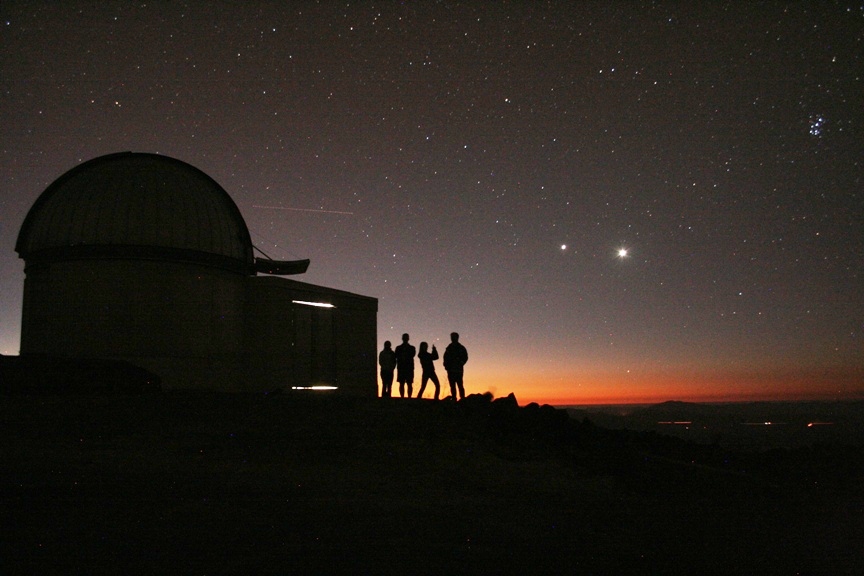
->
[379,332,468,401]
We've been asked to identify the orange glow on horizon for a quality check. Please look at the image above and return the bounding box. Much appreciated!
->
[465,366,864,407]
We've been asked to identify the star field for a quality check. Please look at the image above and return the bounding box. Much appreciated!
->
[1,2,862,403]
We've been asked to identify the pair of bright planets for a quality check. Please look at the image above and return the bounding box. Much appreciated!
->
[560,245,629,259]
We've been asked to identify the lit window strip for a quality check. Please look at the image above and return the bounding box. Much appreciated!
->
[292,300,335,308]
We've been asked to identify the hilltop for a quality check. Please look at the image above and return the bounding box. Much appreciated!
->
[2,391,862,574]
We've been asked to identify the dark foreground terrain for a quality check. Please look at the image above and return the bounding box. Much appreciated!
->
[2,390,862,575]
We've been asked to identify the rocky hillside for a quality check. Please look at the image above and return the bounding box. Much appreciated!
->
[2,390,862,574]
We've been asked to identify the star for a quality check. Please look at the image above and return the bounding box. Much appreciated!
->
[809,115,825,137]
[617,248,629,258]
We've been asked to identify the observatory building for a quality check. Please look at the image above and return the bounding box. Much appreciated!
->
[15,152,378,395]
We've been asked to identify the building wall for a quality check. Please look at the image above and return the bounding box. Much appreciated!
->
[243,276,378,396]
[20,259,378,395]
[20,259,248,390]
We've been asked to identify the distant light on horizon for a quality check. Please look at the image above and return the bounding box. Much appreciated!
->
[291,386,338,391]
[742,421,785,426]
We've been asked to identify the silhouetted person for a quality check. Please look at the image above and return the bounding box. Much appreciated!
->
[394,333,416,398]
[378,340,397,398]
[416,342,440,400]
[443,332,468,401]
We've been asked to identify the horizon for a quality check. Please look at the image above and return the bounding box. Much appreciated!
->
[461,363,864,406]
[554,397,864,409]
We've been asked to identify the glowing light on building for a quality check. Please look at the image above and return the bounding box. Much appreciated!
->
[292,300,335,308]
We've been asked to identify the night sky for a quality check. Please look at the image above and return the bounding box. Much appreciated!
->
[2,2,862,404]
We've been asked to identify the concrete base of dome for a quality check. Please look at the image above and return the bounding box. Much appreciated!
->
[20,259,377,395]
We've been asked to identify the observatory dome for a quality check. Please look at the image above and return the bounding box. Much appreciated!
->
[16,152,254,273]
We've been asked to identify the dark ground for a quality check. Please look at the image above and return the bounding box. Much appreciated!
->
[2,390,862,575]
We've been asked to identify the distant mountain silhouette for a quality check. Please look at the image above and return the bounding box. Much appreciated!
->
[571,399,864,450]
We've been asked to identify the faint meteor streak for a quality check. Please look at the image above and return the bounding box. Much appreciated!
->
[253,205,354,215]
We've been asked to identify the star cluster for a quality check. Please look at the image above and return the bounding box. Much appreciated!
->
[1,2,862,403]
